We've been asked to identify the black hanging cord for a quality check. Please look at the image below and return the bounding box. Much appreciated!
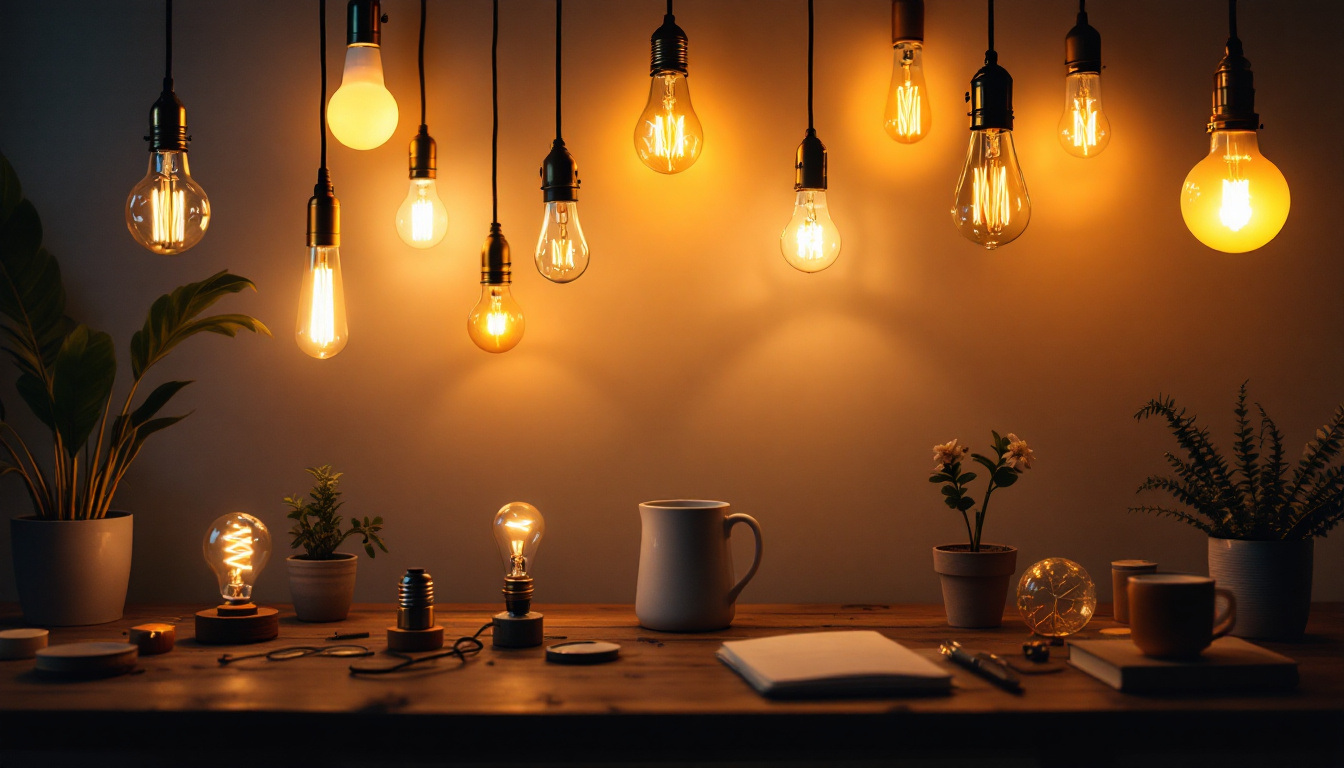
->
[987,0,995,54]
[1228,0,1238,40]
[419,0,427,127]
[1079,0,1085,12]
[491,0,499,224]
[555,0,562,141]
[319,0,328,172]
[667,0,673,15]
[807,0,814,131]
[164,0,173,83]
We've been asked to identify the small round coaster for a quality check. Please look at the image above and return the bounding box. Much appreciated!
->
[35,642,138,678]
[0,628,49,660]
[545,641,620,665]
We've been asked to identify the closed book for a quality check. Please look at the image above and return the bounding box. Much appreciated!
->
[1068,637,1298,693]
[717,630,952,699]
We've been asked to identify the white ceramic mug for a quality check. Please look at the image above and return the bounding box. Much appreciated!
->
[635,500,763,632]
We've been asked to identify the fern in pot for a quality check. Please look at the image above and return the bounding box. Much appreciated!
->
[1132,383,1343,639]
[285,465,386,622]
[0,152,269,626]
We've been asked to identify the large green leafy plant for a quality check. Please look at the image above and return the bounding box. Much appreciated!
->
[1131,382,1344,540]
[285,465,387,560]
[0,151,270,520]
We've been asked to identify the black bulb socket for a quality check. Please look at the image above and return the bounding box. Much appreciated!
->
[307,168,340,248]
[540,139,580,203]
[481,223,511,285]
[967,51,1014,131]
[1064,10,1102,74]
[502,576,534,618]
[409,125,436,179]
[794,129,828,192]
[1208,38,1258,132]
[650,13,689,76]
[891,0,924,44]
[146,79,190,152]
[347,0,382,46]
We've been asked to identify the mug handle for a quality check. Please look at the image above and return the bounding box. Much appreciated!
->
[1212,588,1238,640]
[724,513,763,604]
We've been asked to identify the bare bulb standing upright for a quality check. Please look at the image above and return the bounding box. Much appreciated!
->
[1057,1,1111,158]
[633,1,704,174]
[883,0,932,144]
[491,502,546,648]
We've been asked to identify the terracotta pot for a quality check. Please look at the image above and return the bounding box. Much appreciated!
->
[1208,537,1313,639]
[10,512,133,626]
[932,544,1018,628]
[287,553,358,622]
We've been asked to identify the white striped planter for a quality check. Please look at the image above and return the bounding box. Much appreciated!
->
[1207,537,1313,640]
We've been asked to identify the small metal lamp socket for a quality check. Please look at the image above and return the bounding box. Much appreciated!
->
[307,169,340,248]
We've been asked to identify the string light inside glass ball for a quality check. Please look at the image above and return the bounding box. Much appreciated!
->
[1016,557,1096,637]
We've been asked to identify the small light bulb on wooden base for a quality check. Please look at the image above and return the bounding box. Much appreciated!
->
[195,513,279,645]
[386,568,445,653]
[491,502,545,649]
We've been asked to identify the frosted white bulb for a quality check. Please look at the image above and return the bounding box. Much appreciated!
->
[327,46,399,150]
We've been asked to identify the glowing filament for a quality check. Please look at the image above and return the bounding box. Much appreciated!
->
[222,523,253,596]
[411,198,435,241]
[486,293,509,338]
[150,183,185,246]
[894,55,922,140]
[1220,179,1252,231]
[972,164,1011,234]
[308,264,336,347]
[1069,96,1099,154]
[644,77,689,172]
[795,201,826,263]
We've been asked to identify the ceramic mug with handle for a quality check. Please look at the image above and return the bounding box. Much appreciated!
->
[1128,573,1237,658]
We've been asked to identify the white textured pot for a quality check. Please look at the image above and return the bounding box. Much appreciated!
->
[10,512,133,626]
[932,544,1018,628]
[287,553,358,622]
[1208,537,1313,639]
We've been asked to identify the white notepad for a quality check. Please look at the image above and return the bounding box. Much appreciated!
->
[717,630,953,698]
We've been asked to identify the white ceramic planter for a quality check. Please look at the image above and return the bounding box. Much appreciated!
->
[287,553,358,622]
[932,544,1018,628]
[1208,537,1313,639]
[10,512,133,626]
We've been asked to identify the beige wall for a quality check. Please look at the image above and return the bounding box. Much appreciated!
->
[0,0,1339,609]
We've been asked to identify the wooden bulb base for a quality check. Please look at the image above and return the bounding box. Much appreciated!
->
[492,611,544,648]
[129,623,176,655]
[195,604,279,645]
[386,625,445,653]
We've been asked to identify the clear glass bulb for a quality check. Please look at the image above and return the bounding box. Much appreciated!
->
[493,502,544,578]
[1181,130,1290,253]
[1057,72,1111,158]
[467,283,525,353]
[202,512,271,605]
[633,71,704,174]
[125,150,210,255]
[327,45,399,150]
[296,245,349,359]
[780,190,842,272]
[395,179,449,248]
[883,42,932,143]
[951,128,1030,249]
[534,201,590,283]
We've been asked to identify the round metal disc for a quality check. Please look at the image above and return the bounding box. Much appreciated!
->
[545,641,620,665]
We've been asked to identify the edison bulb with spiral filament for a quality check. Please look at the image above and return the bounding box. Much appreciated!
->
[327,2,398,150]
[1016,557,1097,638]
[534,201,590,283]
[1181,130,1289,253]
[296,245,349,359]
[395,179,448,248]
[203,513,272,605]
[884,43,931,143]
[467,283,525,353]
[126,150,210,255]
[1058,73,1111,158]
[952,128,1030,249]
[781,191,841,272]
[493,502,545,580]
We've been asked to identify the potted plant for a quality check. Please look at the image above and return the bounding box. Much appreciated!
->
[929,432,1035,628]
[1132,383,1342,639]
[285,465,386,622]
[0,151,269,626]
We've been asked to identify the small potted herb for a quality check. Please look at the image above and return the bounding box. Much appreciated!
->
[929,432,1035,628]
[285,465,386,622]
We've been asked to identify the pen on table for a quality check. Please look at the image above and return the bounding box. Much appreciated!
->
[939,640,1023,694]
[329,631,370,641]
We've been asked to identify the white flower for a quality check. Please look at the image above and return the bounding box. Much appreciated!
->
[1002,433,1035,470]
[933,439,970,472]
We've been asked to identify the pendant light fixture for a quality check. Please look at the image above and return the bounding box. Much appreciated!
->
[125,0,210,255]
[883,0,931,144]
[297,0,349,360]
[951,0,1029,250]
[633,1,704,174]
[535,0,590,283]
[327,0,399,151]
[395,0,448,248]
[1058,1,1111,158]
[467,0,525,354]
[1180,0,1289,253]
[780,0,841,273]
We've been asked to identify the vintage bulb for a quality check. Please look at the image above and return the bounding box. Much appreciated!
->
[780,190,841,272]
[884,42,932,143]
[493,502,544,578]
[633,72,704,174]
[125,150,210,255]
[1181,130,1289,253]
[1058,72,1111,158]
[296,245,349,359]
[327,45,399,150]
[951,128,1030,249]
[534,201,590,283]
[395,179,448,248]
[202,512,271,605]
[467,283,524,353]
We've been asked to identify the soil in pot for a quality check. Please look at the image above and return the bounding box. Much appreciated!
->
[286,553,358,622]
[932,544,1018,629]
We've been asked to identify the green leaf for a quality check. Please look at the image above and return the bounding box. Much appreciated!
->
[929,474,950,483]
[971,454,998,473]
[15,372,52,430]
[130,414,189,453]
[0,150,21,222]
[941,485,958,497]
[130,380,192,427]
[957,497,975,512]
[943,496,960,510]
[50,325,115,456]
[994,468,1019,487]
[130,271,271,380]
[957,472,977,484]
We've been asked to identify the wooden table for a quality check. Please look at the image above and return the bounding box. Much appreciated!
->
[1,603,1341,766]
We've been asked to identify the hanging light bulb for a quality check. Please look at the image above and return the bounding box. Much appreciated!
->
[469,226,525,353]
[535,2,590,283]
[1058,1,1111,158]
[633,2,704,174]
[327,0,399,151]
[883,0,931,144]
[952,1,1029,250]
[202,512,272,605]
[490,501,545,648]
[126,0,209,255]
[781,2,840,273]
[395,2,448,249]
[1180,0,1289,253]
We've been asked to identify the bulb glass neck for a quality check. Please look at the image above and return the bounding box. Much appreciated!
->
[540,139,580,202]
[1064,10,1101,74]
[968,51,1014,131]
[650,14,689,76]
[481,223,512,285]
[794,129,828,191]
[307,168,340,248]
[148,150,189,174]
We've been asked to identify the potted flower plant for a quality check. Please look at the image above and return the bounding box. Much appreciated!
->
[929,432,1035,628]
[1132,383,1342,639]
[285,465,386,622]
[0,151,269,626]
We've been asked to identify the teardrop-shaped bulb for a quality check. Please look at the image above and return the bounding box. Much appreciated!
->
[883,42,932,143]
[951,128,1030,249]
[780,190,842,272]
[534,201,590,283]
[1057,72,1111,158]
[202,512,271,605]
[395,179,449,248]
[296,245,349,359]
[467,283,525,353]
[327,45,399,150]
[633,72,704,174]
[125,150,210,255]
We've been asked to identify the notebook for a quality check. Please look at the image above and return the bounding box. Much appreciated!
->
[1068,636,1299,693]
[716,630,953,698]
